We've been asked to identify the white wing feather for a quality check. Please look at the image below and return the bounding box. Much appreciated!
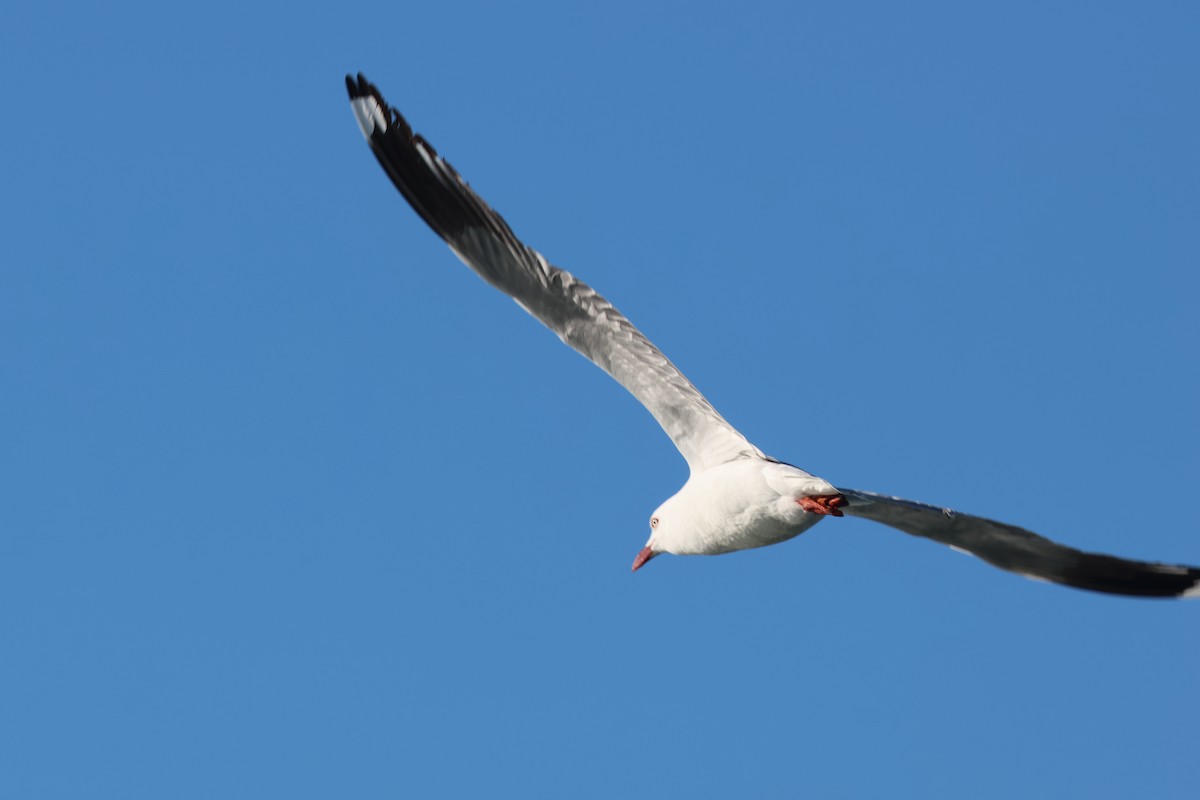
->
[347,74,761,473]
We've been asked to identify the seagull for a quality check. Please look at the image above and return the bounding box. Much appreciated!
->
[345,72,1199,598]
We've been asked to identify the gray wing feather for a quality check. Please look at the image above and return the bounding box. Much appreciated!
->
[347,74,760,473]
[838,488,1200,597]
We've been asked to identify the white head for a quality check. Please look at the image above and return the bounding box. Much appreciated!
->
[631,494,681,572]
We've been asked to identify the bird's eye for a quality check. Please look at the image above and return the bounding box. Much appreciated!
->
[650,516,659,529]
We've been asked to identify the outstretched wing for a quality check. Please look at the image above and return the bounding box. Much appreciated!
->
[346,73,761,473]
[838,488,1200,597]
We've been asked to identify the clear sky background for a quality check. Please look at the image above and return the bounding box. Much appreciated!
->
[3,1,1199,797]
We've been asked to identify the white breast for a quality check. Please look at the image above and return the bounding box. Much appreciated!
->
[660,459,836,556]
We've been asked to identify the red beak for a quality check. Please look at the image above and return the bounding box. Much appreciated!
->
[631,546,656,572]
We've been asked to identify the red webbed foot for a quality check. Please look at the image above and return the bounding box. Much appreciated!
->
[797,494,846,517]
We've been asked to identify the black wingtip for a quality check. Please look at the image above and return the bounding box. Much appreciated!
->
[346,72,374,100]
[1060,556,1200,598]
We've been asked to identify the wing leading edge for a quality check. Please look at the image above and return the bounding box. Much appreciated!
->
[346,73,761,473]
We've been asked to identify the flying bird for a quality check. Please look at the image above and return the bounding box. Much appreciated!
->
[345,72,1199,598]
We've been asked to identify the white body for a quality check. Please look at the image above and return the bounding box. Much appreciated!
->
[651,459,837,556]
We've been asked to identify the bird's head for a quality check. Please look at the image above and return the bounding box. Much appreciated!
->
[631,496,678,572]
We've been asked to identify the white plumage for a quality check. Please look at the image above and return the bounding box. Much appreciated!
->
[346,73,1199,598]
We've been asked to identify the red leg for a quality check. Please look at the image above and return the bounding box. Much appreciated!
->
[797,494,846,517]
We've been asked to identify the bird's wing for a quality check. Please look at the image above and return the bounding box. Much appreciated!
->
[837,488,1200,597]
[346,74,761,474]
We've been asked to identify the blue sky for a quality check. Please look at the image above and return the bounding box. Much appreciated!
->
[3,1,1199,797]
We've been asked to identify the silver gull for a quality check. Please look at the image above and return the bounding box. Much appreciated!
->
[346,73,1199,598]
